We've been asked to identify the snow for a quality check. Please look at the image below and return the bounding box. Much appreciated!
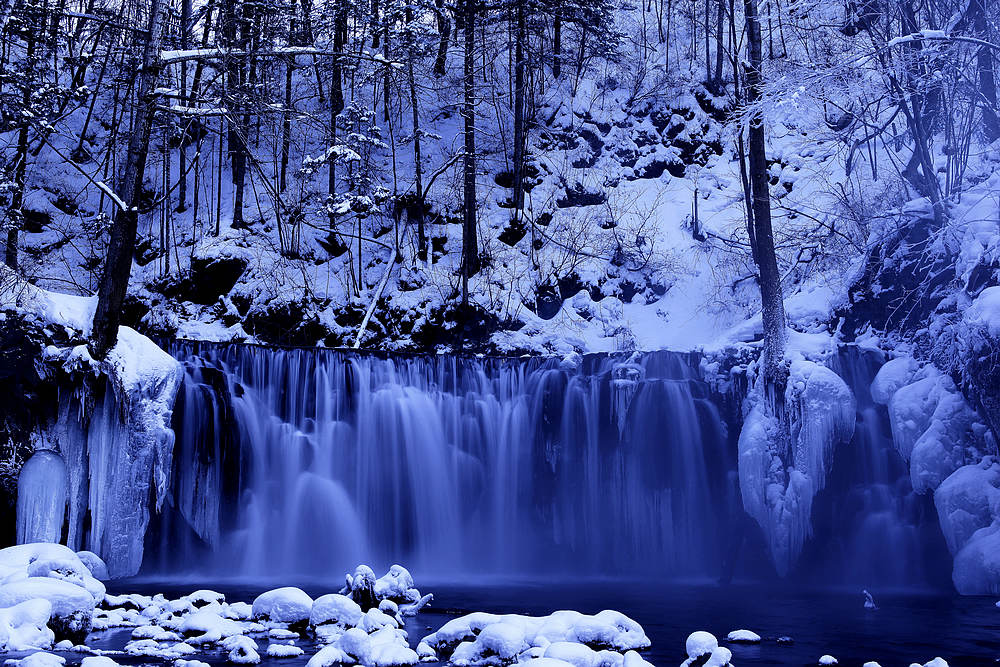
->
[725,629,761,642]
[739,360,856,575]
[819,657,838,665]
[965,286,1000,338]
[871,359,990,496]
[251,588,313,625]
[684,631,717,659]
[223,635,261,664]
[267,643,304,658]
[5,652,66,667]
[421,610,649,667]
[0,600,54,651]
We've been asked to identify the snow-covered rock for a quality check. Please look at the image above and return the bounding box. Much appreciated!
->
[223,635,261,664]
[725,629,760,643]
[0,599,54,651]
[6,652,65,667]
[935,457,1000,593]
[0,578,95,641]
[874,361,989,495]
[251,587,313,626]
[818,656,838,665]
[307,626,417,667]
[422,610,650,667]
[267,643,304,658]
[739,360,856,575]
[309,593,364,629]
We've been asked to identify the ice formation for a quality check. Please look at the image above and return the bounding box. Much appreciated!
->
[738,359,856,575]
[15,451,68,545]
[3,273,182,578]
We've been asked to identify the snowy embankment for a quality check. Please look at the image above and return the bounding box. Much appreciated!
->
[0,558,664,667]
[0,269,182,578]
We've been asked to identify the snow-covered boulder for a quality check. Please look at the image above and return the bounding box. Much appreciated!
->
[874,361,989,495]
[680,631,731,667]
[251,587,313,626]
[726,629,760,642]
[0,599,55,650]
[342,565,432,614]
[307,626,418,667]
[0,578,95,642]
[934,457,1000,594]
[6,652,65,667]
[74,552,108,582]
[310,595,363,629]
[819,657,838,665]
[739,360,856,575]
[267,643,304,658]
[421,609,650,666]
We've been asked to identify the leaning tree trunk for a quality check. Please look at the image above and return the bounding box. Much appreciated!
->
[90,0,165,359]
[743,0,786,384]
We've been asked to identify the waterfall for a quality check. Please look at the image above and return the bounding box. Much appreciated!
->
[156,344,735,579]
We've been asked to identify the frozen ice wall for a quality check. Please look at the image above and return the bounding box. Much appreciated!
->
[16,450,68,544]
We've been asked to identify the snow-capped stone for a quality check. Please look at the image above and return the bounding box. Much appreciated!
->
[863,662,881,667]
[311,594,362,629]
[79,657,120,667]
[180,608,245,639]
[726,629,760,642]
[252,587,313,625]
[0,599,54,651]
[374,565,417,602]
[267,643,304,658]
[6,652,65,667]
[870,357,919,405]
[0,578,95,641]
[185,590,226,608]
[74,553,108,582]
[223,635,261,664]
[685,631,717,659]
[819,657,838,665]
[421,610,650,658]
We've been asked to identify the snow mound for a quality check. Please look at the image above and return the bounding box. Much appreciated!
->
[0,599,54,651]
[420,610,650,666]
[5,652,65,667]
[267,643,304,658]
[873,360,989,495]
[739,360,856,575]
[725,629,760,643]
[308,627,417,667]
[934,456,1000,594]
[251,587,313,625]
[965,286,1000,338]
[819,657,838,665]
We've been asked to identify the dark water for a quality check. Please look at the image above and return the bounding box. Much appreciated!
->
[86,581,1000,667]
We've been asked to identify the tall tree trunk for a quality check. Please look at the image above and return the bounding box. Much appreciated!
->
[434,0,450,76]
[743,0,785,382]
[90,0,165,359]
[972,0,1000,142]
[461,0,478,301]
[512,0,526,222]
[177,0,191,212]
[714,0,724,89]
[4,6,37,270]
[328,1,346,233]
[406,8,426,260]
[552,4,561,78]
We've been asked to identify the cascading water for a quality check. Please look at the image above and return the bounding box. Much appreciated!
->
[154,344,735,579]
[134,342,952,587]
